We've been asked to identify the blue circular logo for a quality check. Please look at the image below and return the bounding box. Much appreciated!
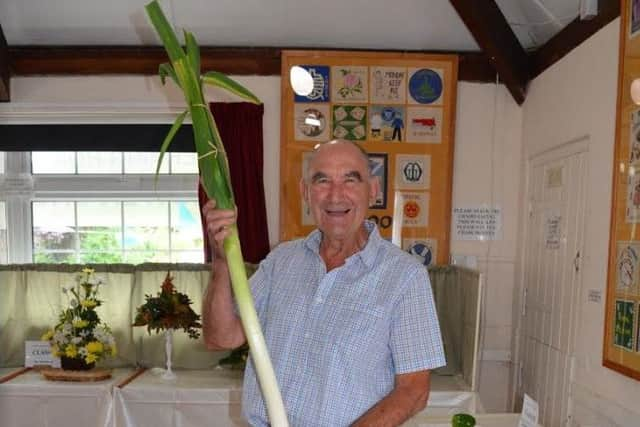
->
[408,69,442,104]
[408,242,432,266]
[381,107,396,121]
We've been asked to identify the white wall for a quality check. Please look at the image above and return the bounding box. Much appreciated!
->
[521,18,640,426]
[0,72,524,412]
[452,82,523,411]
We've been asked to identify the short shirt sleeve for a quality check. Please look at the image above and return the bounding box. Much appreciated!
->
[389,266,446,374]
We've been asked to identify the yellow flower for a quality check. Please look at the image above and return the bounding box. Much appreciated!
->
[85,353,98,364]
[72,319,89,328]
[86,341,104,354]
[110,343,118,357]
[80,299,97,308]
[65,345,78,358]
[41,330,54,341]
[82,267,95,274]
[51,344,60,357]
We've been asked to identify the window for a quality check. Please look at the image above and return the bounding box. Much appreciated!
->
[33,200,202,263]
[31,151,198,174]
[0,151,202,264]
[0,201,7,264]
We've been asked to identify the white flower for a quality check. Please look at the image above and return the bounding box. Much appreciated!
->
[53,331,66,344]
[78,347,88,357]
[62,323,72,334]
[71,337,82,345]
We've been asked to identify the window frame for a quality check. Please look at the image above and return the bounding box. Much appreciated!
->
[0,151,201,264]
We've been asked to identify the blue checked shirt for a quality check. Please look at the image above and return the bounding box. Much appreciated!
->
[241,221,445,426]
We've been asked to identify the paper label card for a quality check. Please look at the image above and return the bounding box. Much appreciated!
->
[518,393,539,427]
[25,340,60,367]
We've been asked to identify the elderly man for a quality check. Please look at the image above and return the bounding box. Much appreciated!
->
[202,139,445,427]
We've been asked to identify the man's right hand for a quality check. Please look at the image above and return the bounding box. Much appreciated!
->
[201,199,237,262]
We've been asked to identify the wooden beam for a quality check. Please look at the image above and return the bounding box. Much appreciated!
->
[450,0,530,104]
[8,46,497,83]
[0,23,10,102]
[9,46,282,76]
[530,0,620,79]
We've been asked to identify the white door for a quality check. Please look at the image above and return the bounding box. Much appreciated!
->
[518,139,588,427]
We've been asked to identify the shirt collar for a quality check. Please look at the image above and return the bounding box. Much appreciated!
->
[303,220,380,269]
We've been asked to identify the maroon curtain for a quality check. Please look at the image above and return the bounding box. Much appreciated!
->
[198,102,270,263]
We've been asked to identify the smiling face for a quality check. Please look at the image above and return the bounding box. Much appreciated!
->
[300,141,379,244]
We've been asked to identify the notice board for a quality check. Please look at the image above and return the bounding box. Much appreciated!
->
[280,50,457,266]
[604,0,640,381]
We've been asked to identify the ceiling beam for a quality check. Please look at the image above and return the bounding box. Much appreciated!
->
[529,0,620,79]
[0,23,10,102]
[8,46,497,83]
[9,46,282,76]
[450,0,530,105]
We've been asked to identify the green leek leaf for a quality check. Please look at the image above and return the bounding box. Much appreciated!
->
[202,71,261,104]
[184,30,201,76]
[155,109,188,179]
[158,63,180,88]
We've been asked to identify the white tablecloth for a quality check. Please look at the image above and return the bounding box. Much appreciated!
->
[407,413,536,427]
[113,369,484,427]
[0,368,134,427]
[0,367,489,427]
[114,368,245,427]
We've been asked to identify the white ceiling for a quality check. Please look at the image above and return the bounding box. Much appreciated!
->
[0,0,584,52]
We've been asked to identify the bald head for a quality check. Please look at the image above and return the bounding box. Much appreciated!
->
[304,139,370,182]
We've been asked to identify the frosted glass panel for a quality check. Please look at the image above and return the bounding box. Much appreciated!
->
[171,153,198,173]
[124,152,169,174]
[78,152,122,174]
[0,201,6,263]
[32,152,75,173]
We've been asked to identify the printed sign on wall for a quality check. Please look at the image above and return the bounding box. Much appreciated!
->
[370,66,407,104]
[395,154,431,190]
[453,206,502,241]
[406,107,443,143]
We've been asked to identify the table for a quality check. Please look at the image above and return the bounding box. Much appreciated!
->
[113,368,245,427]
[0,367,135,427]
[113,369,483,427]
[0,366,489,427]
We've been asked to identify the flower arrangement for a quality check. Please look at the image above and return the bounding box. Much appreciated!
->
[132,272,201,338]
[42,267,117,367]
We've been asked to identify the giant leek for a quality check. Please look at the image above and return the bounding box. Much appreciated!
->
[144,2,288,425]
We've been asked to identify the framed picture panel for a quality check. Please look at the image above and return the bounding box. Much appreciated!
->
[280,50,458,266]
[604,0,640,380]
